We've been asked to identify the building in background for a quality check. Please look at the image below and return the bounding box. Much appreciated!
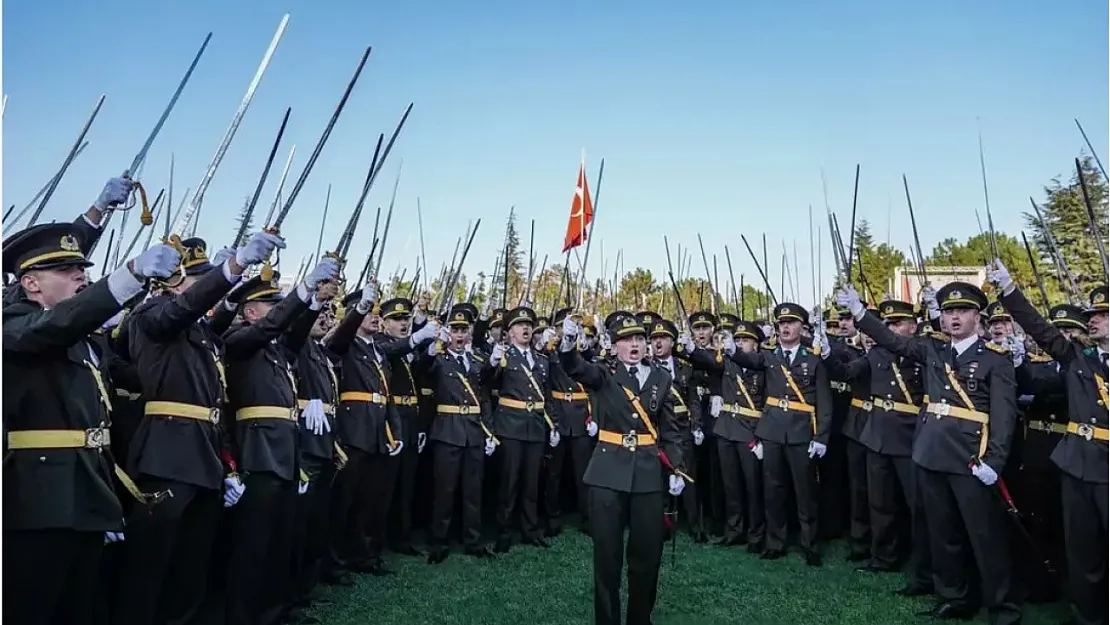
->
[889,266,987,303]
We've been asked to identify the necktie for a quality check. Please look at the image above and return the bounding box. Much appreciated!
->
[629,366,641,392]
[783,349,792,365]
[1101,352,1108,371]
[457,355,467,372]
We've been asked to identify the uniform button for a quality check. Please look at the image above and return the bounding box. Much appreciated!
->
[890,381,895,386]
[944,385,951,390]
[39,456,46,462]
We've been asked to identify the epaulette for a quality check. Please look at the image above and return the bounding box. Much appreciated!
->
[761,341,776,351]
[471,354,486,364]
[1027,352,1052,363]
[985,341,1010,355]
[928,332,951,344]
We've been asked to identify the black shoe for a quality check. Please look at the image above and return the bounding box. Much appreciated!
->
[426,546,449,565]
[692,531,709,544]
[368,559,393,576]
[760,549,786,560]
[464,544,497,558]
[715,534,746,547]
[322,572,354,587]
[545,525,563,538]
[916,601,975,620]
[805,551,823,567]
[894,584,934,597]
[746,542,765,555]
[393,543,425,557]
[494,536,512,553]
[524,536,550,549]
[846,550,871,562]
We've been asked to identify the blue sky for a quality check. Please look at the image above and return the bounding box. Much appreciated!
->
[4,0,1107,307]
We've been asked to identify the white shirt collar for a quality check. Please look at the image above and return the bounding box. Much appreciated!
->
[952,334,978,357]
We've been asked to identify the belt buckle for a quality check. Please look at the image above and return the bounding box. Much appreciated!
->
[84,428,108,449]
[288,407,298,420]
[862,401,874,411]
[563,392,574,401]
[208,407,221,424]
[1077,424,1094,441]
[880,399,894,411]
[934,403,951,418]
[777,398,789,410]
[622,431,638,450]
[525,400,536,411]
[373,393,383,404]
[460,404,471,415]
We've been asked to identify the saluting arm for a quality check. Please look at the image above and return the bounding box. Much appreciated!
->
[133,263,239,341]
[281,303,323,358]
[1015,360,1065,396]
[558,347,607,391]
[686,345,727,371]
[822,347,870,382]
[323,307,365,357]
[1000,287,1076,365]
[856,311,928,363]
[3,268,143,357]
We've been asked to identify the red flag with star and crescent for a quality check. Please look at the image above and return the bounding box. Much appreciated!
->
[562,162,594,252]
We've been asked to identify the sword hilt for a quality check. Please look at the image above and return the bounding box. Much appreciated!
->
[259,226,280,282]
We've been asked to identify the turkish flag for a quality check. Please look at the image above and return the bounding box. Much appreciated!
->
[562,163,593,252]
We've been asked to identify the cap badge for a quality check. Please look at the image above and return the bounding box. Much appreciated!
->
[60,234,80,252]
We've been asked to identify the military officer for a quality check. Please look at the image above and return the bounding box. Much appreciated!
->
[994,261,1108,625]
[557,313,689,625]
[423,304,499,562]
[3,221,179,625]
[115,232,281,625]
[484,306,559,552]
[840,282,1021,624]
[221,257,339,625]
[693,302,832,565]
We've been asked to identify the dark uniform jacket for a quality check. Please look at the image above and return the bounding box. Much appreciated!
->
[127,267,237,489]
[1002,288,1108,483]
[825,345,925,457]
[546,348,592,438]
[727,343,833,446]
[3,279,131,531]
[223,292,310,482]
[485,344,554,443]
[379,332,427,446]
[288,308,336,463]
[422,348,493,447]
[857,313,1017,475]
[327,309,405,455]
[684,347,764,444]
[559,349,686,493]
[1014,356,1068,473]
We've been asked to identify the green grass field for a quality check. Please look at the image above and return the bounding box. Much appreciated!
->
[308,530,1070,625]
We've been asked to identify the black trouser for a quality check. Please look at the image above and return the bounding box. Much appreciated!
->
[588,486,665,625]
[543,434,593,530]
[865,451,914,569]
[496,438,544,540]
[918,466,1021,625]
[817,431,849,540]
[1061,472,1108,625]
[388,420,421,549]
[429,442,485,546]
[845,439,871,555]
[763,441,819,552]
[3,529,104,625]
[717,437,765,545]
[225,471,297,625]
[115,479,222,625]
[695,436,724,532]
[357,450,401,560]
[291,457,335,600]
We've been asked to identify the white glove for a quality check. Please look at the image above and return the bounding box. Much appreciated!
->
[835,285,865,318]
[549,430,561,448]
[586,421,598,437]
[104,531,125,544]
[808,440,828,459]
[94,176,133,211]
[971,461,999,486]
[223,474,246,508]
[356,280,379,314]
[751,441,764,460]
[418,432,427,454]
[921,286,940,318]
[411,321,439,344]
[1009,336,1026,367]
[668,474,685,496]
[987,259,1014,293]
[815,332,831,359]
[599,332,612,351]
[562,315,578,338]
[484,437,497,456]
[302,399,330,436]
[305,257,341,291]
[389,440,404,457]
[709,395,723,418]
[693,428,705,446]
[679,332,696,353]
[297,480,309,495]
[721,333,736,356]
[130,243,182,279]
[490,343,506,365]
[541,327,558,346]
[235,231,286,267]
[212,247,235,267]
[426,340,438,357]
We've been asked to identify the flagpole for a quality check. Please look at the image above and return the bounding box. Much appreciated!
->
[576,157,604,309]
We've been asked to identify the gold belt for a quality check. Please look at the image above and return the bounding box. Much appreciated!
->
[235,406,297,421]
[296,399,335,414]
[340,391,388,405]
[868,397,919,415]
[391,395,419,406]
[767,396,814,414]
[1026,420,1067,435]
[598,430,655,449]
[145,400,220,424]
[436,404,480,415]
[7,428,111,450]
[499,397,545,411]
[554,392,589,401]
[925,402,988,424]
[1067,421,1109,442]
[723,403,761,419]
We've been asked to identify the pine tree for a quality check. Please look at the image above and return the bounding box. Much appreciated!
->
[233,195,253,246]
